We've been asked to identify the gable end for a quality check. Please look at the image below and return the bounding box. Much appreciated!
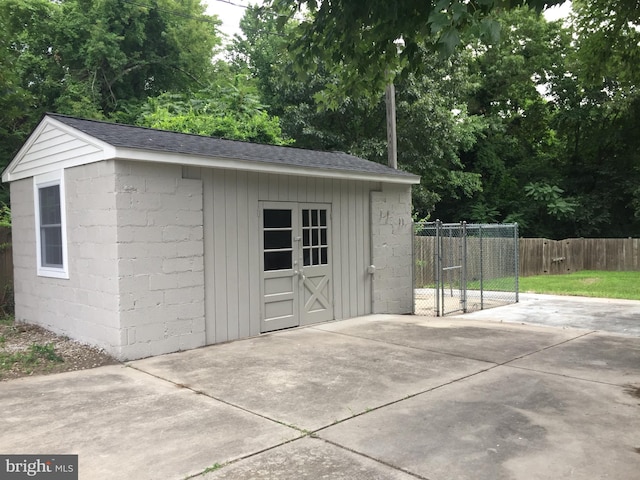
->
[2,117,115,182]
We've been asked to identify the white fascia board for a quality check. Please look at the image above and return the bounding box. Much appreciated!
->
[2,116,116,183]
[114,147,421,185]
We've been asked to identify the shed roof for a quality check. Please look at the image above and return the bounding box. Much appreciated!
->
[2,113,420,184]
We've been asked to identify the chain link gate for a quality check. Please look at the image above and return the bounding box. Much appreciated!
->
[414,221,519,316]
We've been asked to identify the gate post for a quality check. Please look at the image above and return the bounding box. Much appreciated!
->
[514,222,520,303]
[411,220,415,315]
[462,221,467,313]
[435,219,442,316]
[479,224,484,310]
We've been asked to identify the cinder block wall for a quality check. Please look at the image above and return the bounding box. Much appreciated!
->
[116,161,205,360]
[370,183,413,314]
[11,161,121,350]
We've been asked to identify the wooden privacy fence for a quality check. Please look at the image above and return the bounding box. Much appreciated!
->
[519,238,640,276]
[416,235,640,284]
[0,227,13,312]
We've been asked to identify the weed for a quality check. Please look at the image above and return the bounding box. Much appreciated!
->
[201,463,223,474]
[0,343,63,372]
[29,343,63,363]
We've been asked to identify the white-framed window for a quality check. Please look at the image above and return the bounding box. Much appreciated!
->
[34,171,69,279]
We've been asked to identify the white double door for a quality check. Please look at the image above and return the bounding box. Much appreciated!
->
[259,202,333,332]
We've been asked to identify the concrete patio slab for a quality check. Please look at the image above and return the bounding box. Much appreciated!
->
[129,324,492,431]
[201,436,417,480]
[465,293,640,336]
[319,366,640,480]
[314,314,586,364]
[0,365,299,480]
[510,332,640,385]
[3,305,639,480]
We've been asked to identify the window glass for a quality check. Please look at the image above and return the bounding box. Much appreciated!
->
[263,208,293,271]
[39,184,63,268]
[301,208,329,267]
[264,230,291,250]
[264,209,291,228]
[264,251,292,271]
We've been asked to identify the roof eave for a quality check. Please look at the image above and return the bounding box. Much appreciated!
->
[114,147,421,185]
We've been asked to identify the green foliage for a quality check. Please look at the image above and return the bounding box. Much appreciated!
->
[0,204,11,227]
[524,182,577,217]
[138,81,291,145]
[234,8,484,217]
[572,0,640,88]
[0,0,223,186]
[0,342,63,373]
[267,0,563,103]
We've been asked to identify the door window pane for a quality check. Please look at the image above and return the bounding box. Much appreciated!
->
[264,209,291,228]
[264,251,292,271]
[264,230,292,249]
[301,208,329,267]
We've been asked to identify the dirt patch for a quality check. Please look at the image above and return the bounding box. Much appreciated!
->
[1,321,119,381]
[579,278,600,285]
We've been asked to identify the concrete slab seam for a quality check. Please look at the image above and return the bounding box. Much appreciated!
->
[123,364,309,434]
[184,436,312,479]
[502,363,636,388]
[494,330,596,367]
[318,437,432,480]
[310,364,500,437]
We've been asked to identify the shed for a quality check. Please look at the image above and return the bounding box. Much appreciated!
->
[2,113,420,360]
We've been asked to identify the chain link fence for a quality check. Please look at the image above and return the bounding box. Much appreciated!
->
[414,221,519,316]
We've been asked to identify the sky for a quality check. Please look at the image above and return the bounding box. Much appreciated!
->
[202,0,255,40]
[202,0,573,41]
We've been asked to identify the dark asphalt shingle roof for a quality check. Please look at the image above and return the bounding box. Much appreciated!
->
[49,113,418,180]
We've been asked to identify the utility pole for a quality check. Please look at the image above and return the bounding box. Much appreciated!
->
[385,79,397,169]
[385,38,404,170]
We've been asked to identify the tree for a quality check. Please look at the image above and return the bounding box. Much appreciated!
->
[0,0,223,201]
[137,79,291,145]
[54,0,221,116]
[572,0,640,87]
[548,0,640,236]
[266,0,564,104]
[424,7,572,234]
[0,0,60,203]
[233,6,485,214]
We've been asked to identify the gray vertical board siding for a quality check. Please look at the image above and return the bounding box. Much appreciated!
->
[203,169,216,344]
[202,169,375,345]
[225,170,240,340]
[330,179,343,319]
[212,170,229,342]
[236,170,250,339]
[340,180,351,318]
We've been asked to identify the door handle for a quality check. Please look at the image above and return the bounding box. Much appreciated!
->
[298,270,306,281]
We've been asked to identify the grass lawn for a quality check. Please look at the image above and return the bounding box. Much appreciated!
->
[518,270,640,301]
